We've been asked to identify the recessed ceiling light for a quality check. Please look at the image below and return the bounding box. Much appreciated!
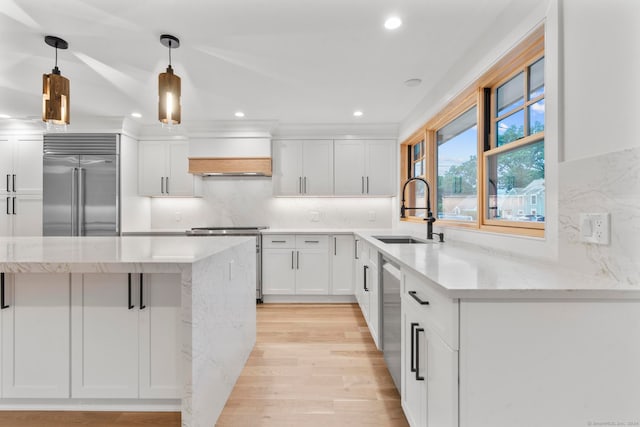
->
[404,78,422,87]
[384,16,402,30]
[235,111,245,118]
[0,114,10,119]
[131,112,142,118]
[353,111,363,117]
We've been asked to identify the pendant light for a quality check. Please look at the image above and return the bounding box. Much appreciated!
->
[158,34,181,127]
[42,35,70,129]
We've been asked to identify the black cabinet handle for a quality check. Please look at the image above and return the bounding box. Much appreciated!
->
[363,265,369,291]
[165,177,169,194]
[334,237,337,256]
[12,174,16,192]
[139,274,146,310]
[271,240,287,243]
[127,273,134,309]
[5,197,9,215]
[410,322,419,373]
[296,251,300,270]
[415,327,425,381]
[5,175,9,192]
[12,196,16,215]
[304,240,319,243]
[409,290,430,305]
[1,273,9,309]
[291,251,294,269]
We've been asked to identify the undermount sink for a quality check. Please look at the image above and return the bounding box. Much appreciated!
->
[373,236,429,244]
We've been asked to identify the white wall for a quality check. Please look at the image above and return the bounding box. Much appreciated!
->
[149,178,392,230]
[562,0,640,161]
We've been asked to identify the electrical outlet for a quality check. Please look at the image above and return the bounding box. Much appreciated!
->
[175,211,182,222]
[368,211,376,222]
[310,211,320,222]
[579,213,610,245]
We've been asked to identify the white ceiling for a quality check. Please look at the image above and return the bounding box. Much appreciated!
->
[0,0,540,126]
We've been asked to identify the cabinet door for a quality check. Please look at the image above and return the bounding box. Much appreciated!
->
[272,140,302,196]
[262,249,296,294]
[0,196,11,236]
[167,142,195,196]
[295,248,330,295]
[12,195,43,236]
[367,257,380,348]
[365,140,395,196]
[425,327,458,427]
[71,273,139,398]
[0,138,12,195]
[331,235,355,295]
[357,261,370,321]
[334,140,366,195]
[139,273,182,399]
[301,140,333,195]
[14,137,43,195]
[401,304,427,427]
[138,141,167,196]
[1,273,70,398]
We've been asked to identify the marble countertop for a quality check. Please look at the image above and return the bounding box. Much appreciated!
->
[0,236,254,271]
[355,230,640,299]
[262,228,355,234]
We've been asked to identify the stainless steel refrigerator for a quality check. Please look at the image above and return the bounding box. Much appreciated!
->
[43,133,120,236]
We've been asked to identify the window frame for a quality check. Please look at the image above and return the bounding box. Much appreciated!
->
[400,26,545,237]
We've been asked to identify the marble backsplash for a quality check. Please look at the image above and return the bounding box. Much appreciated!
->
[558,146,640,285]
[150,177,393,229]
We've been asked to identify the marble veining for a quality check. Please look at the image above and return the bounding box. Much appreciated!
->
[558,147,640,285]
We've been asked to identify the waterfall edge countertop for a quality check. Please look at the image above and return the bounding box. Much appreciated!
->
[0,235,256,273]
[355,230,640,299]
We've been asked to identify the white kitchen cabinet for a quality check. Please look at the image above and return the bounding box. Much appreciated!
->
[138,140,202,197]
[139,273,182,399]
[272,140,333,196]
[354,240,380,347]
[72,273,182,399]
[401,269,458,427]
[354,238,369,321]
[334,140,396,196]
[262,234,329,295]
[71,273,139,398]
[0,136,43,196]
[1,273,70,398]
[330,235,355,295]
[1,195,43,237]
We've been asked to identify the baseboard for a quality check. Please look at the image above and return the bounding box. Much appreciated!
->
[0,398,181,411]
[262,295,357,303]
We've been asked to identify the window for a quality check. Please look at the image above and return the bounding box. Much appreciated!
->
[485,56,545,228]
[436,106,477,221]
[400,25,544,237]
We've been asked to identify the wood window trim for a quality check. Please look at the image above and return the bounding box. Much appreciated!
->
[400,25,545,237]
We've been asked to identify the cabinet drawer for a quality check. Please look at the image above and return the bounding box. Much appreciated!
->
[295,235,329,249]
[263,234,295,248]
[403,270,459,350]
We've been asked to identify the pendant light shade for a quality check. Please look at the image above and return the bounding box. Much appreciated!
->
[42,36,70,127]
[158,34,181,126]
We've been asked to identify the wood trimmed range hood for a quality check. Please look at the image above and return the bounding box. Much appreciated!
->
[188,157,272,176]
[188,136,272,177]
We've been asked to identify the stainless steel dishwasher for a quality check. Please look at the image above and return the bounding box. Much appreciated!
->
[382,258,402,391]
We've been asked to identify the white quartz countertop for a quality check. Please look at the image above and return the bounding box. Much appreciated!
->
[355,230,640,299]
[261,229,354,234]
[0,236,254,269]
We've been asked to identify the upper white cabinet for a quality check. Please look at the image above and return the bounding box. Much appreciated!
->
[1,273,70,398]
[0,136,43,237]
[138,140,202,197]
[334,140,396,196]
[0,136,43,196]
[273,140,333,196]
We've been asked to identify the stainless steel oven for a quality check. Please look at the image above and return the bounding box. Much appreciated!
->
[186,226,267,303]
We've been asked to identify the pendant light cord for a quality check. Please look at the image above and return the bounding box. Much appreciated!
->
[168,41,172,67]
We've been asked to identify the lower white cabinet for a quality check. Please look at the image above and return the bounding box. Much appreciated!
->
[330,235,355,295]
[1,273,70,398]
[401,270,458,427]
[354,240,380,347]
[71,272,181,399]
[262,235,329,295]
[0,195,42,237]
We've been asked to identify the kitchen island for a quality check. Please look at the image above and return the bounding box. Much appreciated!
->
[0,236,257,427]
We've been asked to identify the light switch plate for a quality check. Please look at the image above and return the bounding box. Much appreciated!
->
[579,213,610,245]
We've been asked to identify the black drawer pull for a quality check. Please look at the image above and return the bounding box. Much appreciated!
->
[139,274,146,310]
[410,322,419,373]
[363,265,369,291]
[1,273,8,309]
[409,291,430,305]
[127,273,134,309]
[415,327,425,381]
[304,240,319,243]
[271,240,287,243]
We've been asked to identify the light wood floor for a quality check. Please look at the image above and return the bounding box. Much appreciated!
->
[216,303,408,426]
[0,304,407,427]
